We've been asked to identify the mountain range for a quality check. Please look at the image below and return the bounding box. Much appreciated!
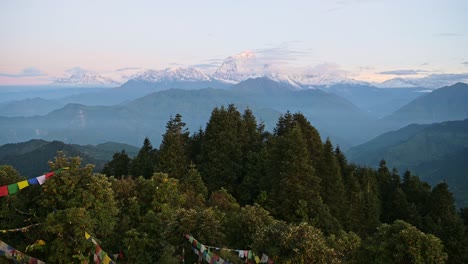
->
[44,51,468,89]
[0,139,138,177]
[346,119,468,207]
[1,80,467,149]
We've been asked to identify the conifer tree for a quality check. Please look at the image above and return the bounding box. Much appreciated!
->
[102,150,131,177]
[317,138,347,223]
[199,105,244,194]
[156,114,190,179]
[130,137,155,179]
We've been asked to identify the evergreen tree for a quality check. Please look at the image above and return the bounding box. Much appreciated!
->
[130,137,155,179]
[199,105,244,195]
[267,125,339,233]
[156,114,190,179]
[317,138,347,224]
[102,150,131,177]
[355,167,381,236]
[424,183,468,264]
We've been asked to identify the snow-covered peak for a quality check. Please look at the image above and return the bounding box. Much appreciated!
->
[212,51,267,83]
[376,78,419,88]
[53,71,120,87]
[133,67,211,82]
[375,75,468,89]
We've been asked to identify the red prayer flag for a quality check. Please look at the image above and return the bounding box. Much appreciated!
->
[45,172,55,179]
[0,186,8,197]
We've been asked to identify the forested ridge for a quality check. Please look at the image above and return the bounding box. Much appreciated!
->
[1,104,467,263]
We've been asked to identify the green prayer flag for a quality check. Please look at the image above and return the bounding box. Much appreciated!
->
[8,183,19,194]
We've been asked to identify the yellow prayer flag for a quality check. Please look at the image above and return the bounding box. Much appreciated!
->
[85,232,91,240]
[255,255,260,263]
[103,255,111,264]
[17,180,29,190]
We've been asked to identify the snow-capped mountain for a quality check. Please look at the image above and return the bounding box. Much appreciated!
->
[53,71,120,87]
[212,50,265,83]
[376,74,468,89]
[132,67,211,82]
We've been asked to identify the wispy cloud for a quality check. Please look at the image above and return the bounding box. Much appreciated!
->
[66,67,87,74]
[378,69,426,75]
[0,67,47,78]
[433,32,463,37]
[116,67,141,72]
[462,62,468,66]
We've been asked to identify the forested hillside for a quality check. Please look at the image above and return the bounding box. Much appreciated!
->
[0,105,467,263]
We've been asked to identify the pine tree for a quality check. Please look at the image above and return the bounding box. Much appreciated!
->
[156,114,190,179]
[102,150,131,177]
[199,105,244,194]
[130,137,155,179]
[267,125,339,233]
[317,138,347,224]
[424,183,468,264]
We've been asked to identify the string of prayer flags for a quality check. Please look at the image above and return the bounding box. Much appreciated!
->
[84,232,117,264]
[0,223,41,233]
[185,234,273,264]
[0,240,46,264]
[0,167,68,197]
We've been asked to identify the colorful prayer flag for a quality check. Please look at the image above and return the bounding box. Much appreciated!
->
[0,186,8,197]
[37,175,46,185]
[17,180,29,190]
[7,183,19,195]
[45,172,54,179]
[28,177,39,185]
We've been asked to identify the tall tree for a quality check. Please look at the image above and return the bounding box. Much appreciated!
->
[267,125,339,233]
[199,105,244,194]
[156,114,190,179]
[424,183,468,264]
[38,152,119,263]
[102,150,131,177]
[317,138,347,224]
[130,137,155,179]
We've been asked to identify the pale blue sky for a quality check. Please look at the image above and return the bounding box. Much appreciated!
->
[1,0,467,84]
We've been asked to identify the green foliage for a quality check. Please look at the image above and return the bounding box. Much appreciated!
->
[102,150,131,177]
[359,220,447,264]
[1,107,466,263]
[130,137,156,178]
[156,113,190,179]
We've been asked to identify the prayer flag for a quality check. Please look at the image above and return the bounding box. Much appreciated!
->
[85,232,91,240]
[0,186,8,197]
[255,255,260,263]
[103,255,111,264]
[37,175,46,185]
[17,180,29,190]
[260,253,268,263]
[45,172,54,179]
[8,183,19,195]
[28,177,39,185]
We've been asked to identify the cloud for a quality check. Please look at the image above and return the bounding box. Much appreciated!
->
[378,69,426,75]
[254,43,311,65]
[66,67,87,74]
[0,67,47,78]
[116,67,141,71]
[462,62,468,66]
[433,33,463,37]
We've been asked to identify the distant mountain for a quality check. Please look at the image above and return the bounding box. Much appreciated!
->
[346,119,468,207]
[53,71,120,87]
[0,78,375,148]
[376,74,468,89]
[0,97,65,117]
[380,82,468,128]
[0,139,138,177]
[323,84,427,118]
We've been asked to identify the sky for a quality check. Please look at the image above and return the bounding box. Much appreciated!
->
[0,0,467,85]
